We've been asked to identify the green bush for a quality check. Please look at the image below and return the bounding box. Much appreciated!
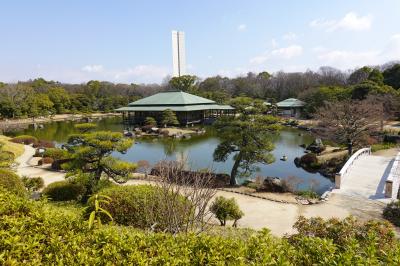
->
[0,150,15,168]
[296,190,320,199]
[42,181,86,201]
[38,157,54,165]
[210,196,244,226]
[21,176,44,192]
[43,148,70,160]
[86,185,191,231]
[10,135,38,145]
[1,188,400,265]
[383,201,400,226]
[0,168,26,196]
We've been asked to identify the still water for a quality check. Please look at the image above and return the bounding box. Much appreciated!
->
[6,117,334,193]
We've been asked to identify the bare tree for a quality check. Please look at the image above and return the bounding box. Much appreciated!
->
[316,99,382,155]
[151,160,217,234]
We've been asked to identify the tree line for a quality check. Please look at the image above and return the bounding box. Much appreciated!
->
[1,61,399,119]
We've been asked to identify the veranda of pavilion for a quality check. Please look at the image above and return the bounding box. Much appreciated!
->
[115,90,235,126]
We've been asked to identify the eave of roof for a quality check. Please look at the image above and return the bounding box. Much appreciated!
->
[115,104,234,112]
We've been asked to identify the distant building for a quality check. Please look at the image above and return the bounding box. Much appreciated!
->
[115,90,234,126]
[172,30,186,77]
[276,98,305,118]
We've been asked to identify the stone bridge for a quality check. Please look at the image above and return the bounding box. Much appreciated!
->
[334,147,400,202]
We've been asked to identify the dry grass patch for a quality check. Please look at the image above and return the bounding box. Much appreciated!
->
[0,135,24,157]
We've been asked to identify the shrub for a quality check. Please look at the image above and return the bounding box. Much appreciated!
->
[300,153,318,165]
[43,148,70,160]
[10,135,38,145]
[210,196,244,226]
[383,201,400,226]
[1,187,400,265]
[296,190,319,199]
[42,181,86,201]
[33,139,55,148]
[372,142,397,152]
[144,116,157,126]
[74,123,97,133]
[0,151,15,168]
[0,168,26,196]
[86,185,192,232]
[38,157,54,165]
[21,176,44,192]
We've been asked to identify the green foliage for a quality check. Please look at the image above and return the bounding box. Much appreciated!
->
[63,131,136,196]
[368,68,384,85]
[1,187,400,265]
[74,122,97,133]
[0,168,26,197]
[169,75,198,92]
[383,201,400,226]
[161,109,179,126]
[86,185,192,232]
[296,190,319,199]
[86,194,113,229]
[213,112,280,185]
[10,135,38,145]
[210,196,244,226]
[0,150,15,168]
[21,176,44,192]
[383,64,400,89]
[144,116,157,126]
[43,147,70,160]
[42,180,86,201]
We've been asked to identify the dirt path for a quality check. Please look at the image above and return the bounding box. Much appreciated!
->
[16,145,65,186]
[15,146,388,236]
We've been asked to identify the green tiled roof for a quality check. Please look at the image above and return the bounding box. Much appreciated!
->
[277,98,305,108]
[116,104,234,112]
[128,90,215,106]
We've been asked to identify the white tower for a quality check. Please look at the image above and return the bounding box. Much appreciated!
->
[172,30,186,77]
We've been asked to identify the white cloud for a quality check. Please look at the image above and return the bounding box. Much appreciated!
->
[270,38,279,48]
[250,45,303,65]
[237,24,247,31]
[310,12,372,32]
[283,32,297,41]
[315,34,400,69]
[113,65,168,82]
[81,64,104,73]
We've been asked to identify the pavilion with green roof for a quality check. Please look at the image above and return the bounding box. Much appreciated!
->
[276,98,305,118]
[115,90,235,125]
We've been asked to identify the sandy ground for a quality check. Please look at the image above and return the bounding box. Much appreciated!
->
[373,147,399,157]
[15,145,389,236]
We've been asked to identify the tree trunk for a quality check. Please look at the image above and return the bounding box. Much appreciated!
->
[347,140,353,156]
[230,153,242,186]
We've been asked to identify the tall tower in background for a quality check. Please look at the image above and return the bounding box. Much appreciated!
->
[172,30,186,77]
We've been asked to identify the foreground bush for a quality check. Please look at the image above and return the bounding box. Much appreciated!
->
[21,176,44,192]
[210,196,244,226]
[0,168,26,196]
[10,135,38,145]
[1,188,400,265]
[86,185,192,232]
[42,181,85,201]
[383,201,400,226]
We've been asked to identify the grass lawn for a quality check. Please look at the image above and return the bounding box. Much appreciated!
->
[0,135,25,157]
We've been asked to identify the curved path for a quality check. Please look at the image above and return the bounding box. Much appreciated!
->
[16,145,386,236]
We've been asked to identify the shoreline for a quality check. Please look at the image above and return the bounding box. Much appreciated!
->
[0,112,121,131]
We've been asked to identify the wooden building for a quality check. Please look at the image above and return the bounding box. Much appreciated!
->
[115,90,235,126]
[276,98,305,118]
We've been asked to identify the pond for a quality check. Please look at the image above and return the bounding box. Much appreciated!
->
[5,117,334,193]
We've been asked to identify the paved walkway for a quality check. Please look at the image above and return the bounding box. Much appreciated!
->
[335,155,393,203]
[16,145,65,186]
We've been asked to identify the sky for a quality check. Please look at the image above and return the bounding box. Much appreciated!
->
[1,0,400,84]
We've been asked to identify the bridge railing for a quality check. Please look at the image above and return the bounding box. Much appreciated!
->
[335,147,371,189]
[385,152,400,199]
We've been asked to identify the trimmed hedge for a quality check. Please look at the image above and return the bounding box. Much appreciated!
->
[10,135,38,145]
[1,188,400,265]
[0,168,26,197]
[383,201,400,226]
[86,185,191,231]
[42,181,86,201]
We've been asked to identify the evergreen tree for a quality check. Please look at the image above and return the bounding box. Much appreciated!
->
[161,109,179,127]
